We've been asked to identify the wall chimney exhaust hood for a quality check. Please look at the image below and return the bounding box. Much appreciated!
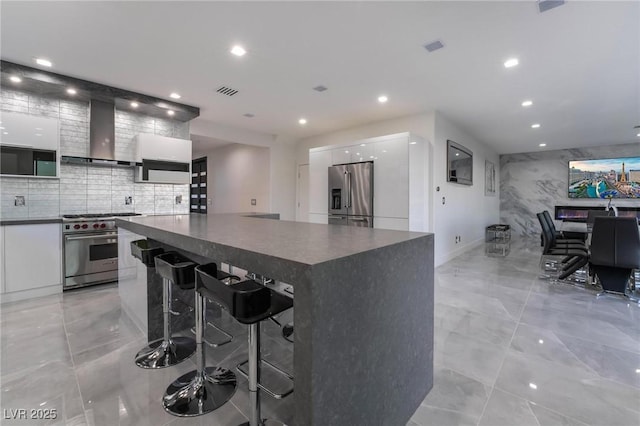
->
[1,60,200,168]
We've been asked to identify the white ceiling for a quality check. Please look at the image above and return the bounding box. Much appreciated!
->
[1,1,638,154]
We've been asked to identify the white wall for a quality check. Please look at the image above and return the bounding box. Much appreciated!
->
[193,143,270,214]
[190,118,296,220]
[433,112,500,265]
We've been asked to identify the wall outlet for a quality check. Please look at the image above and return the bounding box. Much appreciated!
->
[14,196,25,207]
[124,196,133,205]
[251,199,256,206]
[175,195,183,204]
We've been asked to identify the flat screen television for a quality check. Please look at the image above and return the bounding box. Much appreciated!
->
[568,157,640,199]
[447,140,473,186]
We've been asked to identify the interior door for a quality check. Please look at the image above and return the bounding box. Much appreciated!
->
[190,157,207,214]
[297,164,310,222]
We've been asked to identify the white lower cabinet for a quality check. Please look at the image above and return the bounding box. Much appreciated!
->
[2,223,63,300]
[374,217,409,231]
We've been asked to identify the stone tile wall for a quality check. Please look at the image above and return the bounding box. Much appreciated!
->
[500,143,640,236]
[0,88,190,219]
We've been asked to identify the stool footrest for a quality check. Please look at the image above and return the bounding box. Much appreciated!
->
[190,321,233,347]
[237,359,294,400]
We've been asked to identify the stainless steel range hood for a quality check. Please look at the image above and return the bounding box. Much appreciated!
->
[61,99,139,167]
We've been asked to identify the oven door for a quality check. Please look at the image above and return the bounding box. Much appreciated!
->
[64,232,118,284]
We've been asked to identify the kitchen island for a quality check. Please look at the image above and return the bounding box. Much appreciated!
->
[116,213,434,426]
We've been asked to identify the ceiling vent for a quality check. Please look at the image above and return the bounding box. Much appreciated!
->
[216,86,238,96]
[538,0,565,13]
[313,85,328,92]
[423,40,444,53]
[243,113,255,118]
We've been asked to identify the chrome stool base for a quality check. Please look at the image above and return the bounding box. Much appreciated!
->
[163,367,237,417]
[134,337,196,369]
[239,420,286,426]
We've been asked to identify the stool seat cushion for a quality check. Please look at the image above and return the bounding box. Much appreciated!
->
[130,239,164,268]
[196,263,293,324]
[155,252,197,289]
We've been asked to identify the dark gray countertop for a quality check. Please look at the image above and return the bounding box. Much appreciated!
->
[0,217,62,226]
[115,213,428,267]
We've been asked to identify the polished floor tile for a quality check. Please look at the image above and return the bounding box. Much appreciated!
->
[1,237,638,426]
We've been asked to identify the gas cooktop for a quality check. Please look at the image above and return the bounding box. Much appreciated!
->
[62,213,141,220]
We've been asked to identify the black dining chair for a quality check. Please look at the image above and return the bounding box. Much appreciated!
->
[590,216,640,295]
[537,212,589,280]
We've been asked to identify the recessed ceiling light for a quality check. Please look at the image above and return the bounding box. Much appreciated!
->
[529,383,538,390]
[370,156,374,159]
[130,102,139,108]
[9,75,21,83]
[538,339,544,344]
[637,133,640,137]
[504,58,519,68]
[3,132,8,135]
[344,150,349,154]
[521,100,533,107]
[636,369,640,373]
[35,58,53,67]
[169,93,181,99]
[356,152,360,156]
[360,144,366,147]
[167,110,175,116]
[35,133,42,137]
[0,127,4,130]
[378,95,388,103]
[409,141,417,145]
[298,118,307,125]
[455,152,459,156]
[539,143,547,147]
[66,88,77,95]
[230,45,246,57]
[531,123,541,129]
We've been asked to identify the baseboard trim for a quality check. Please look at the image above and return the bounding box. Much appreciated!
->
[0,284,62,304]
[436,237,485,266]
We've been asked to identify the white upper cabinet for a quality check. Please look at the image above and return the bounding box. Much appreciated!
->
[350,143,374,163]
[134,133,192,163]
[373,136,409,219]
[309,150,332,214]
[0,111,59,151]
[331,146,351,165]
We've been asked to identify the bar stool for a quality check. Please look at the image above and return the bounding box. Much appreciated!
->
[134,251,197,369]
[196,263,294,426]
[163,264,240,417]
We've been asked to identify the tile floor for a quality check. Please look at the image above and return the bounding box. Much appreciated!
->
[1,237,639,426]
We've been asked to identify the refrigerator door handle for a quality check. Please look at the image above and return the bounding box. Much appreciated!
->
[347,171,352,208]
[351,217,368,222]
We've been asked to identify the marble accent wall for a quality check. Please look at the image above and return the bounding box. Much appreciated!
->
[0,88,190,219]
[500,143,640,236]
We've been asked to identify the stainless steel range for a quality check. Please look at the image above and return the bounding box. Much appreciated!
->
[62,213,141,290]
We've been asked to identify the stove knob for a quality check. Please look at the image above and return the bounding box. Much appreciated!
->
[93,224,100,229]
[73,224,80,230]
[81,224,88,229]
[100,223,106,228]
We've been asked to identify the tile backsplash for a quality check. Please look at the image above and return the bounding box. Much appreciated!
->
[0,88,190,219]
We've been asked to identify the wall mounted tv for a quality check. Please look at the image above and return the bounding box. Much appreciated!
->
[447,140,473,186]
[568,157,640,199]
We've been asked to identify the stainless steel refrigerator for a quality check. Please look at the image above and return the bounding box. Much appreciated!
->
[328,161,373,227]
